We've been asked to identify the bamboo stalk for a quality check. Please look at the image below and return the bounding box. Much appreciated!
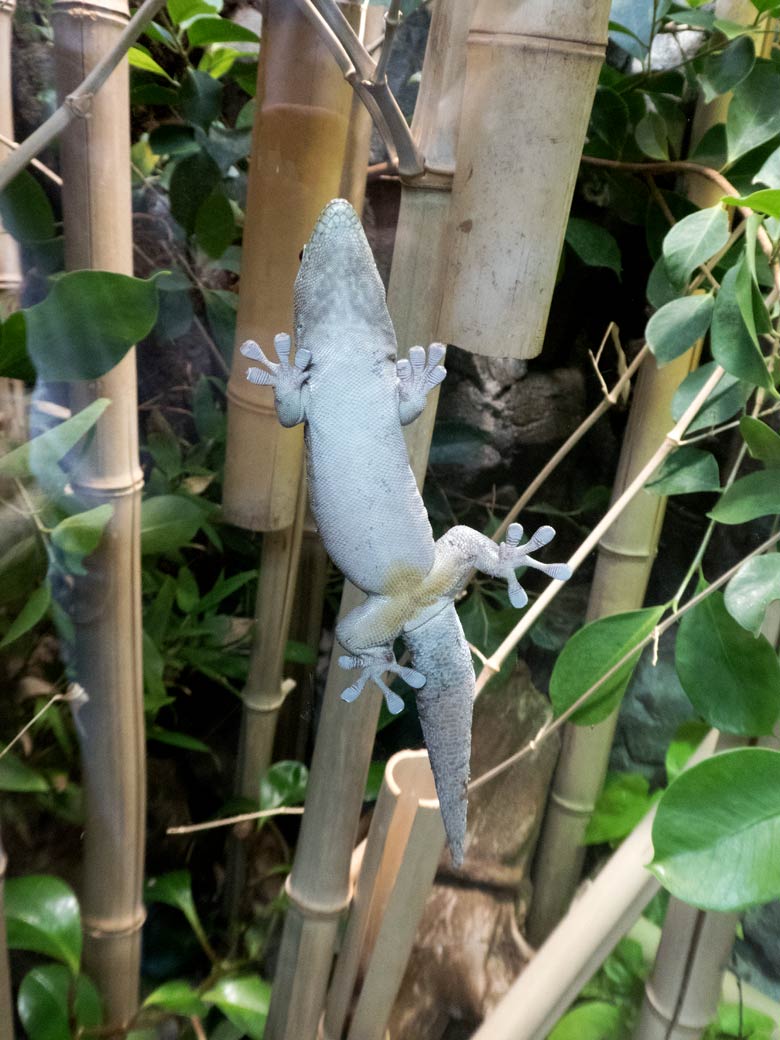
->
[221,0,359,919]
[469,730,721,1040]
[0,830,12,1040]
[527,348,701,944]
[0,0,166,192]
[264,6,475,1036]
[51,0,145,1024]
[436,0,612,360]
[323,750,444,1040]
[338,5,384,213]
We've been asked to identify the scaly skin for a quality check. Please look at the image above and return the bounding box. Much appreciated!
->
[241,199,571,866]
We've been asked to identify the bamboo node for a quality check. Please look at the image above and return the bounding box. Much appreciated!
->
[65,92,94,119]
[285,875,351,921]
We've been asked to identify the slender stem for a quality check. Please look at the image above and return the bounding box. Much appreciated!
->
[469,530,780,792]
[0,131,63,185]
[475,364,726,691]
[168,805,305,835]
[0,686,82,759]
[0,0,168,191]
[491,344,650,545]
[372,0,401,84]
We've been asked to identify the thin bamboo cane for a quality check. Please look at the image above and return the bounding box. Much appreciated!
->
[337,5,384,214]
[436,0,612,360]
[221,0,358,918]
[264,6,475,1037]
[0,0,25,447]
[51,0,145,1024]
[0,0,166,192]
[470,731,721,1040]
[323,750,444,1040]
[0,830,12,1040]
[527,348,701,945]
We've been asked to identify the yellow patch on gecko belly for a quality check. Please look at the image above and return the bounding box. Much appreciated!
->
[378,559,460,630]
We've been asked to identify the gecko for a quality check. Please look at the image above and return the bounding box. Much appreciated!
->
[240,199,571,867]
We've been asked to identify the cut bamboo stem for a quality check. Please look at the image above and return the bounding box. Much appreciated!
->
[264,5,475,1036]
[470,731,721,1040]
[437,0,612,360]
[0,830,12,1040]
[527,348,701,944]
[52,0,145,1024]
[323,750,444,1040]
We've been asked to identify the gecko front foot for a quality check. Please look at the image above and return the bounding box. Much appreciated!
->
[240,333,311,427]
[397,343,447,425]
[337,649,425,715]
[498,523,572,608]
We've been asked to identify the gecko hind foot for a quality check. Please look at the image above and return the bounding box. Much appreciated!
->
[337,652,425,715]
[498,523,573,608]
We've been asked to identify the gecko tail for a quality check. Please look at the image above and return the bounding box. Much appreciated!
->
[402,602,474,868]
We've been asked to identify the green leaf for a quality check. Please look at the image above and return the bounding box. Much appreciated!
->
[710,266,772,389]
[169,151,222,234]
[0,310,35,381]
[429,420,490,467]
[671,363,750,434]
[0,752,49,792]
[754,144,780,189]
[0,583,51,648]
[739,416,780,467]
[259,760,308,810]
[140,495,204,554]
[675,589,780,735]
[25,271,158,381]
[646,294,714,364]
[697,35,755,103]
[187,16,259,44]
[202,975,271,1040]
[662,206,729,287]
[148,124,199,157]
[175,565,200,612]
[0,171,55,242]
[727,62,780,162]
[636,111,669,160]
[645,446,720,495]
[147,725,212,753]
[143,979,208,1016]
[724,553,780,635]
[199,569,257,613]
[709,470,780,524]
[665,720,710,784]
[179,68,223,129]
[710,1003,776,1040]
[203,288,237,362]
[722,187,780,219]
[0,397,109,481]
[364,760,385,802]
[128,45,176,81]
[564,218,621,276]
[50,504,113,560]
[5,875,82,974]
[18,966,102,1040]
[549,606,665,726]
[167,0,220,24]
[144,870,205,940]
[195,190,236,258]
[284,639,316,664]
[548,1001,623,1040]
[646,256,683,310]
[584,772,656,845]
[651,748,780,910]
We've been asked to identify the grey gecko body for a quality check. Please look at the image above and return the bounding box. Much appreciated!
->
[241,199,571,866]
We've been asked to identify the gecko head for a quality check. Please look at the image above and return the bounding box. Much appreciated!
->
[293,199,396,356]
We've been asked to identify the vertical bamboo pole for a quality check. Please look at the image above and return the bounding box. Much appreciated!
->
[0,830,12,1040]
[221,0,358,914]
[323,751,444,1040]
[470,732,720,1040]
[0,0,26,445]
[51,0,145,1024]
[264,6,475,1038]
[527,349,701,943]
[437,0,612,361]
